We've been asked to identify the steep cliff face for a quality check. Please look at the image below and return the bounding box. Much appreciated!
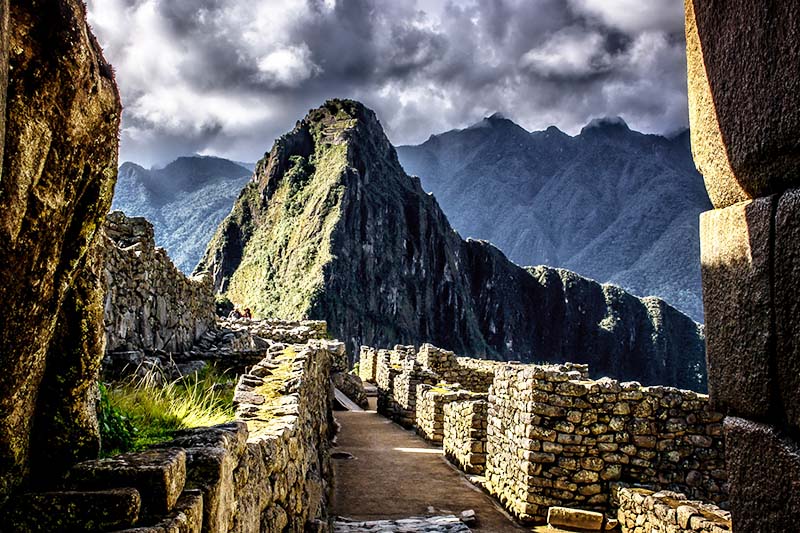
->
[397,117,711,322]
[0,0,121,501]
[198,100,706,390]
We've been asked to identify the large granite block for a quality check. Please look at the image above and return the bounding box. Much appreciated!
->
[775,188,800,434]
[68,448,187,517]
[724,417,800,532]
[700,198,774,419]
[4,488,141,532]
[685,0,800,208]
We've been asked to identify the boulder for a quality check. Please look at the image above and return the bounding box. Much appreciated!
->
[0,0,121,502]
[686,0,800,208]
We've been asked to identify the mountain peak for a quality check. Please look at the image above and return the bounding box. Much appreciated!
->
[580,116,631,136]
[487,111,507,121]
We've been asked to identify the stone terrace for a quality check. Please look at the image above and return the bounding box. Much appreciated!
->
[359,343,731,529]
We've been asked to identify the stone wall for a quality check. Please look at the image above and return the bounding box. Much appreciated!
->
[485,365,726,522]
[8,340,338,532]
[358,346,379,383]
[102,212,216,353]
[614,486,731,533]
[415,385,486,444]
[443,399,488,474]
[391,360,438,427]
[365,342,728,526]
[685,2,800,530]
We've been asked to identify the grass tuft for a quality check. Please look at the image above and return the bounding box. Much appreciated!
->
[100,365,236,455]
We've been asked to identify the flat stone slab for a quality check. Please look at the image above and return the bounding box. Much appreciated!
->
[547,506,604,530]
[334,515,471,532]
[68,448,187,517]
[4,488,141,531]
[114,489,204,533]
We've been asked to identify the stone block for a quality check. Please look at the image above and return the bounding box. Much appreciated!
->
[724,416,800,532]
[547,506,603,530]
[5,488,141,532]
[775,188,800,433]
[700,198,774,419]
[685,0,800,208]
[68,448,187,517]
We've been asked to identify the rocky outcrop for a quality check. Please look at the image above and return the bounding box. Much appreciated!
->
[398,116,711,322]
[0,0,121,503]
[198,100,706,390]
[101,211,216,354]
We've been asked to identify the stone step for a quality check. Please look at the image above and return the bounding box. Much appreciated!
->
[4,488,141,532]
[112,489,204,533]
[67,448,187,517]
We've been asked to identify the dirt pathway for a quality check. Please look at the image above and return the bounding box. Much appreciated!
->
[331,402,528,532]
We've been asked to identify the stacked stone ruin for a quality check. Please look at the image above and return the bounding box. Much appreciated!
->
[361,343,731,530]
[102,211,217,354]
[6,340,341,532]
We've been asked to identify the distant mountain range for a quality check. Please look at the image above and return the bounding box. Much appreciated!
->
[397,114,711,321]
[196,100,706,390]
[111,156,253,273]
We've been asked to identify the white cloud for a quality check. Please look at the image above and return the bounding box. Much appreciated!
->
[257,45,321,87]
[568,0,685,34]
[85,0,689,166]
[521,27,612,78]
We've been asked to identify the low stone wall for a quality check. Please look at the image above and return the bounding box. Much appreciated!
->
[391,360,438,427]
[443,399,488,474]
[358,347,379,383]
[102,212,216,353]
[376,352,402,418]
[415,344,500,393]
[416,385,486,444]
[614,486,731,533]
[486,365,726,522]
[13,340,338,532]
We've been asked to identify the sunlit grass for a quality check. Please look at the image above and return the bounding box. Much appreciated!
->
[100,364,236,455]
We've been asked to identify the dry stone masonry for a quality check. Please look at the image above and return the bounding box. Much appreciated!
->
[485,365,726,522]
[443,400,488,475]
[360,343,728,527]
[102,211,216,354]
[614,486,730,533]
[10,340,340,532]
[685,1,800,529]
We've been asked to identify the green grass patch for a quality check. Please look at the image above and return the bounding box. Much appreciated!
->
[99,365,236,455]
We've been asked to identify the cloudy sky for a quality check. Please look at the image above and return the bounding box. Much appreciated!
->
[86,0,689,167]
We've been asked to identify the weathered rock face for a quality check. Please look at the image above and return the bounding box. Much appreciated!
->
[398,116,711,322]
[688,1,800,530]
[199,100,706,390]
[686,0,800,209]
[101,211,216,354]
[0,0,120,502]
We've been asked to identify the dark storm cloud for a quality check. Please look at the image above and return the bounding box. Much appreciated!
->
[86,0,689,167]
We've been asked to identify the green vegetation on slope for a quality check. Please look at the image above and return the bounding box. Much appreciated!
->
[223,103,356,319]
[98,366,236,455]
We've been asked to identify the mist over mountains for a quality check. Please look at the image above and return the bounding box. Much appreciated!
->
[112,156,253,273]
[397,114,711,321]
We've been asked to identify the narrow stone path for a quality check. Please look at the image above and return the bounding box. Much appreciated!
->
[331,400,528,532]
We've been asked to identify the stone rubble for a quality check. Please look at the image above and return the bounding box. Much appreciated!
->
[614,486,730,533]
